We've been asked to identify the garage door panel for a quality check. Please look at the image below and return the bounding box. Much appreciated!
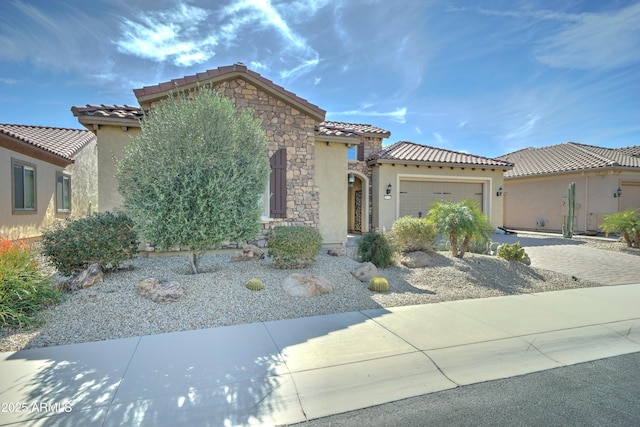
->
[399,180,483,218]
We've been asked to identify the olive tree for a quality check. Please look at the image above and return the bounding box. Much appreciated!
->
[115,89,270,273]
[426,200,493,258]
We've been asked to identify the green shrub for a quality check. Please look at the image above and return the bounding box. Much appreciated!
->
[600,209,640,248]
[0,238,60,327]
[41,211,139,275]
[497,241,528,263]
[390,216,437,253]
[245,278,264,291]
[368,276,389,292]
[357,231,393,268]
[267,226,322,269]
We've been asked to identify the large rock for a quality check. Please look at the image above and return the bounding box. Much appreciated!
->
[401,251,435,268]
[136,278,185,303]
[58,263,104,292]
[231,244,265,261]
[351,262,379,283]
[282,274,335,297]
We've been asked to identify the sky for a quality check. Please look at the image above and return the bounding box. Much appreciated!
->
[1,0,639,158]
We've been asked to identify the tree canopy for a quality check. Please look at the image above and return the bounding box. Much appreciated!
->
[115,88,270,273]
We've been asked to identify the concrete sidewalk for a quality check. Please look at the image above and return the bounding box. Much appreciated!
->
[1,284,639,426]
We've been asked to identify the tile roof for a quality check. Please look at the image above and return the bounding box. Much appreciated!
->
[71,104,143,122]
[0,123,95,161]
[615,145,640,158]
[318,121,391,138]
[132,63,325,119]
[368,141,514,168]
[499,142,640,178]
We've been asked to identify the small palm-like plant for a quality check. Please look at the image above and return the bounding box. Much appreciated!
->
[600,209,640,248]
[426,200,493,258]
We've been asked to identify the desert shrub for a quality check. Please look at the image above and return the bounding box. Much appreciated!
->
[357,231,394,268]
[267,226,322,269]
[368,276,389,292]
[390,216,437,253]
[0,238,60,327]
[497,241,528,263]
[426,200,493,258]
[600,209,640,248]
[245,278,264,291]
[41,211,139,275]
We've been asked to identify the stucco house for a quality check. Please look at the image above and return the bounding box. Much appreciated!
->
[71,63,512,246]
[0,124,98,240]
[498,142,640,233]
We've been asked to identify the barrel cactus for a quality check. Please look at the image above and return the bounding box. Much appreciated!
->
[245,278,264,291]
[368,277,389,292]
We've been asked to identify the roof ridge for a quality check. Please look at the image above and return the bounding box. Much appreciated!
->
[394,140,510,163]
[569,142,620,166]
[0,123,88,132]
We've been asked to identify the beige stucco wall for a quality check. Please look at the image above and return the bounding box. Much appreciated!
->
[315,141,348,245]
[504,170,640,233]
[371,163,506,231]
[0,141,98,239]
[95,126,140,212]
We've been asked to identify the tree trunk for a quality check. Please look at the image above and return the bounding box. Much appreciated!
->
[623,231,632,248]
[459,234,472,258]
[634,230,640,248]
[449,232,458,257]
[188,251,200,274]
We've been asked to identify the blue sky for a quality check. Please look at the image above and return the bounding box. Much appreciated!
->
[1,0,638,158]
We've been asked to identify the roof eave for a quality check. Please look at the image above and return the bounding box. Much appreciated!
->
[135,71,326,122]
[367,158,513,170]
[0,134,73,167]
[315,134,360,145]
[75,115,142,129]
[505,165,640,179]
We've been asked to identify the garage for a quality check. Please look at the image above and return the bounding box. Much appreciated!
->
[399,180,483,218]
[620,181,640,211]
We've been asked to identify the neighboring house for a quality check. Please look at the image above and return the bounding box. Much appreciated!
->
[498,142,640,233]
[71,63,511,246]
[0,124,98,240]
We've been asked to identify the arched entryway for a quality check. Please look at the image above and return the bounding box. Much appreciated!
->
[347,171,369,234]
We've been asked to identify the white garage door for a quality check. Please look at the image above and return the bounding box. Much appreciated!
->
[621,181,640,211]
[399,181,483,218]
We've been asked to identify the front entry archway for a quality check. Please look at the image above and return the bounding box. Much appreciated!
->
[347,171,369,234]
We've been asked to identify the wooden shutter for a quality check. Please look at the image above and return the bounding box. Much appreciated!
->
[357,142,365,161]
[270,148,287,218]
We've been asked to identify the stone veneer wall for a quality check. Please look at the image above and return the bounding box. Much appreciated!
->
[349,135,384,231]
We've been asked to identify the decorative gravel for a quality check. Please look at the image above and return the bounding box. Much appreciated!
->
[0,242,617,353]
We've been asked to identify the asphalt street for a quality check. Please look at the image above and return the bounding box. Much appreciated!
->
[289,352,640,427]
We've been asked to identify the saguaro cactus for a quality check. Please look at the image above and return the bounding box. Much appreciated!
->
[563,182,576,238]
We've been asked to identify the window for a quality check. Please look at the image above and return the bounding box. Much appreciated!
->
[347,142,365,161]
[260,179,270,220]
[56,172,71,212]
[12,159,36,213]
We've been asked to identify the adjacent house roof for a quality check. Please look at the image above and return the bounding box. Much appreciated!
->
[0,123,95,167]
[499,142,640,178]
[368,141,513,169]
[132,62,326,121]
[71,104,143,128]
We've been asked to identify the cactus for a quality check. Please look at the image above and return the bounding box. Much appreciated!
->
[563,182,575,238]
[368,277,389,292]
[245,278,264,291]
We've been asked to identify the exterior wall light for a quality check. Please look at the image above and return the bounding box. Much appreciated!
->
[386,183,392,195]
[614,187,622,198]
[496,187,503,197]
[348,173,355,188]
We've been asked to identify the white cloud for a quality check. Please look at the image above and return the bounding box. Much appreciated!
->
[433,132,446,144]
[331,107,407,123]
[415,126,422,135]
[535,3,640,70]
[116,4,217,67]
[505,112,540,140]
[0,77,19,85]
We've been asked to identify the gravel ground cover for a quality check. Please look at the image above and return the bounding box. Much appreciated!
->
[5,234,636,352]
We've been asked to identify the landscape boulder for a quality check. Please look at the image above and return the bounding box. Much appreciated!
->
[400,251,435,268]
[282,274,335,297]
[57,263,104,292]
[351,262,379,283]
[231,244,265,261]
[136,278,185,303]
